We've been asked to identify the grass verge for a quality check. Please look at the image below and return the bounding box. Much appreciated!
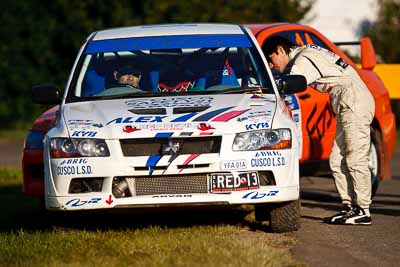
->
[0,168,303,267]
[0,129,27,144]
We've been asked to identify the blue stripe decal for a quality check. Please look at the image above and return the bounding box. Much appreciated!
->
[155,132,173,138]
[85,34,252,54]
[192,107,233,122]
[171,112,198,122]
[146,155,162,175]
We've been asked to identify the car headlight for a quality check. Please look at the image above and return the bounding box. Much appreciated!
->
[50,138,110,158]
[232,129,291,151]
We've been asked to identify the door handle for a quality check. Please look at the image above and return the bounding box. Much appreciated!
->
[299,93,311,100]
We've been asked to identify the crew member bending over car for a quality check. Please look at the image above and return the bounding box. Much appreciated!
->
[263,36,375,225]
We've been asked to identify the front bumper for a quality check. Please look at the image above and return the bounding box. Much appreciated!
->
[46,185,299,211]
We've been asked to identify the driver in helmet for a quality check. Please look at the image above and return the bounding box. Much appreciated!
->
[113,65,141,89]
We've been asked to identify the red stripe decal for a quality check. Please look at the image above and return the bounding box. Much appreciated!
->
[211,110,248,122]
[179,154,200,173]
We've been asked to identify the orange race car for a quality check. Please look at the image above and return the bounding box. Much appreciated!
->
[22,23,396,199]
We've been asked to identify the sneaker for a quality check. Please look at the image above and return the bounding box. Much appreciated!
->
[323,204,353,224]
[331,206,372,225]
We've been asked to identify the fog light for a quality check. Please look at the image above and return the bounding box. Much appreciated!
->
[258,171,276,186]
[68,178,104,193]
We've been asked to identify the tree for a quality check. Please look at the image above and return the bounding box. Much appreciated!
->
[0,0,313,129]
[364,0,400,63]
[362,0,400,126]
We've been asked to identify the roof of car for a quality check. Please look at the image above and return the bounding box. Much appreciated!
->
[93,23,245,41]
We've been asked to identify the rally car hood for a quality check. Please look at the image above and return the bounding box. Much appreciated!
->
[62,94,277,139]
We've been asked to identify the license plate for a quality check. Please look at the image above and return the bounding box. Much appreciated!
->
[209,172,259,193]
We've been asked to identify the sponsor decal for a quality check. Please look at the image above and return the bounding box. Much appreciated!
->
[107,116,167,125]
[152,194,193,198]
[122,123,197,132]
[57,158,93,176]
[123,126,141,133]
[284,95,299,110]
[245,122,269,131]
[242,190,279,199]
[125,96,213,109]
[220,159,247,170]
[237,111,271,122]
[65,197,102,207]
[250,151,286,167]
[105,195,113,205]
[198,123,214,131]
[209,172,259,193]
[67,120,103,129]
[293,113,299,122]
[71,131,97,137]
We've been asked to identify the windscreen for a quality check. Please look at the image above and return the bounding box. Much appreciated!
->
[71,34,273,99]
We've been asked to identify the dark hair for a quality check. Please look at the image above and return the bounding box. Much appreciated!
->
[262,36,294,60]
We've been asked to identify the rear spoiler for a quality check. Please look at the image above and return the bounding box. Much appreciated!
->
[334,37,377,70]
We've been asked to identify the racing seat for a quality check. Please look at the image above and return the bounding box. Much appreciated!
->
[221,58,240,87]
[139,70,159,92]
[82,69,105,96]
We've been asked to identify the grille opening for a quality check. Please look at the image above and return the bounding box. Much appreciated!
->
[134,166,168,171]
[120,136,221,157]
[113,174,208,197]
[69,178,104,194]
[176,164,210,169]
[258,171,276,186]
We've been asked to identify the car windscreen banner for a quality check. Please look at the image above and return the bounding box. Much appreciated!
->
[85,34,252,54]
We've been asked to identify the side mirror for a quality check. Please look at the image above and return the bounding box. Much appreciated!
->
[276,75,307,95]
[32,84,61,105]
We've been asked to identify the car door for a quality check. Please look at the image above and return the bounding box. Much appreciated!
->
[259,30,336,161]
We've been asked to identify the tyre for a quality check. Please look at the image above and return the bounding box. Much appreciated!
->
[369,128,381,197]
[255,199,301,233]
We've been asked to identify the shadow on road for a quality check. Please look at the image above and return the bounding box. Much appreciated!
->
[300,176,400,218]
[0,184,273,233]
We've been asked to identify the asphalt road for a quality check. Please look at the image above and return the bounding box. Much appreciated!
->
[1,141,399,266]
[293,149,400,267]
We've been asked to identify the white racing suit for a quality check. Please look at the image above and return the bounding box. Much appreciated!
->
[287,45,375,209]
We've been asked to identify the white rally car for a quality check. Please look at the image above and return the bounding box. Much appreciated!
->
[32,23,306,232]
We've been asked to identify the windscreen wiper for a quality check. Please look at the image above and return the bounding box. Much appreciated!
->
[220,87,265,94]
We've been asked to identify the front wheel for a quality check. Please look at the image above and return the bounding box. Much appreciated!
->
[255,199,301,233]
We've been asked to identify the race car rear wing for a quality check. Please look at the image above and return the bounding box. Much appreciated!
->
[334,37,376,70]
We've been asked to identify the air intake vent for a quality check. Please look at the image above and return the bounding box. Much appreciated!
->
[125,174,208,196]
[129,108,166,115]
[173,106,210,114]
[120,136,221,157]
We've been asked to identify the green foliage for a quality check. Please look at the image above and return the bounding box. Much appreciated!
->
[0,0,313,129]
[365,0,400,63]
[364,1,400,127]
